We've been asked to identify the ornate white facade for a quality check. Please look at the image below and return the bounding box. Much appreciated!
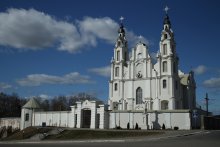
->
[108,13,196,112]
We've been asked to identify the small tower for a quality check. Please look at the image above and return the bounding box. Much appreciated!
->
[20,98,41,130]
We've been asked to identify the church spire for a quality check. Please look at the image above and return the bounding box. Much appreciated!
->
[163,6,171,28]
[114,16,128,62]
[115,16,127,48]
[118,16,125,35]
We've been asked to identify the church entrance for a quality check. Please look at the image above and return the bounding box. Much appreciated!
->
[82,109,91,128]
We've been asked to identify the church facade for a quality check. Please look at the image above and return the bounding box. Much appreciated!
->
[107,12,197,130]
[108,13,196,112]
[18,10,198,131]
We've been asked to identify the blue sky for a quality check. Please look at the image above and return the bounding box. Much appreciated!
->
[0,0,220,114]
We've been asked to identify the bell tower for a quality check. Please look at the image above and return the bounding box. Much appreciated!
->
[159,6,179,76]
[109,17,128,110]
[158,6,180,110]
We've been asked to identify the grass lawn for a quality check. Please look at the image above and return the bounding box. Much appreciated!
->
[45,129,164,140]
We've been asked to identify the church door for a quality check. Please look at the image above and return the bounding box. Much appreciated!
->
[82,109,91,128]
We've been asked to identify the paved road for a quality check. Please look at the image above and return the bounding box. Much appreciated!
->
[1,130,220,147]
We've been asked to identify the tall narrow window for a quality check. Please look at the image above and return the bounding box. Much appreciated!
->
[163,44,167,55]
[136,87,142,104]
[163,80,167,88]
[114,83,118,91]
[115,67,119,77]
[163,61,167,72]
[116,51,120,61]
[25,113,29,121]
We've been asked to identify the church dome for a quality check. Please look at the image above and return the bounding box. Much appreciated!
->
[163,14,171,25]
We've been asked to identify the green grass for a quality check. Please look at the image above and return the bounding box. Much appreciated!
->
[45,130,163,140]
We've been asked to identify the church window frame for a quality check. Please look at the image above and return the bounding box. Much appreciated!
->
[25,113,29,121]
[163,79,167,88]
[116,50,120,61]
[115,67,119,77]
[136,87,142,104]
[114,83,118,91]
[163,44,167,55]
[163,61,167,72]
[164,34,168,39]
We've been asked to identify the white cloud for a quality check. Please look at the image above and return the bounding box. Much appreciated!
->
[0,82,12,90]
[0,8,148,53]
[78,17,118,44]
[203,77,220,89]
[193,65,207,75]
[0,8,83,52]
[88,66,111,77]
[17,72,94,86]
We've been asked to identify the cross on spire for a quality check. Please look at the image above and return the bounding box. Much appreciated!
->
[138,35,143,43]
[120,16,124,24]
[164,5,169,14]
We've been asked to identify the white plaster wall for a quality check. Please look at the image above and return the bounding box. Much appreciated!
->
[0,118,20,129]
[33,111,71,127]
[109,111,192,130]
[21,108,33,130]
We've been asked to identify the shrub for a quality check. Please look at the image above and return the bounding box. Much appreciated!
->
[174,126,179,130]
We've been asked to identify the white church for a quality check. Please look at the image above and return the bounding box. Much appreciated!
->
[19,9,198,130]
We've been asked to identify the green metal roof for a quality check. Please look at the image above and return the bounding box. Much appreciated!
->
[23,98,41,109]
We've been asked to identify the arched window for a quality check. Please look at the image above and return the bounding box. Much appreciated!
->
[164,34,168,39]
[163,80,167,88]
[114,83,118,91]
[163,44,167,55]
[161,100,169,110]
[136,87,142,104]
[163,61,167,72]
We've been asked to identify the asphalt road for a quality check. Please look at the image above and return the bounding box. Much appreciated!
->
[1,130,220,147]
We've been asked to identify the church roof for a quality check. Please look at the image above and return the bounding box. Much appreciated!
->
[23,98,41,109]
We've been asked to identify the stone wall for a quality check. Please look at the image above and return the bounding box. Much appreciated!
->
[0,117,20,130]
[109,110,192,130]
